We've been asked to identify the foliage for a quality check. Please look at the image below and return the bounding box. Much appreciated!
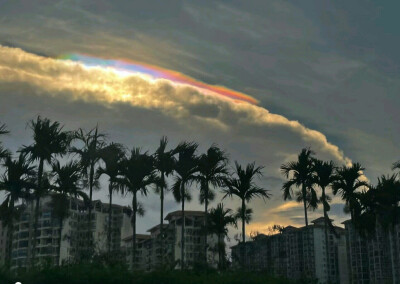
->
[280,148,318,217]
[0,264,296,284]
[0,123,10,160]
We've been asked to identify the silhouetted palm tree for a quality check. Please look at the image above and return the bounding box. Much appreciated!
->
[332,163,368,222]
[312,159,337,280]
[0,153,35,267]
[195,145,228,263]
[97,142,125,254]
[70,126,105,251]
[117,148,156,270]
[50,160,88,265]
[20,116,71,265]
[207,203,236,269]
[152,136,175,266]
[393,161,400,172]
[375,174,400,226]
[233,206,253,229]
[0,123,10,160]
[223,161,270,265]
[171,141,199,270]
[366,174,400,283]
[280,148,317,227]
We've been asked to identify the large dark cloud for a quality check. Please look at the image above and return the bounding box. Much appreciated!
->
[0,46,353,235]
[0,0,398,236]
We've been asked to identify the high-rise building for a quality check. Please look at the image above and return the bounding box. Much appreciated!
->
[231,217,349,284]
[122,210,219,270]
[121,233,152,270]
[0,221,8,267]
[10,196,132,270]
[343,220,400,284]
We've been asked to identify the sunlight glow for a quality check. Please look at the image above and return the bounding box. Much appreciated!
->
[57,53,259,104]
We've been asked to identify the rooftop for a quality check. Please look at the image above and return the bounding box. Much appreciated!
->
[147,223,168,233]
[122,234,151,242]
[164,210,205,220]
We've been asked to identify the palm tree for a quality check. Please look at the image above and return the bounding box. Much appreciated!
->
[312,159,337,280]
[0,153,36,267]
[233,206,253,230]
[152,136,175,266]
[50,160,88,265]
[196,145,228,263]
[369,174,400,283]
[280,148,317,227]
[332,163,368,223]
[171,141,199,270]
[207,203,236,269]
[97,142,125,254]
[0,123,10,160]
[20,116,71,264]
[117,148,156,270]
[70,126,105,251]
[222,161,270,265]
[393,161,400,172]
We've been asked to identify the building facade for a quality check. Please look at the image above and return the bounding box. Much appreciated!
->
[10,196,132,270]
[0,221,8,267]
[231,217,349,284]
[122,210,219,270]
[343,220,400,284]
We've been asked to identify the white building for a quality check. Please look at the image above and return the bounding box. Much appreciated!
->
[0,221,8,267]
[10,196,132,270]
[231,217,349,284]
[122,210,219,270]
[165,210,219,269]
[343,220,400,284]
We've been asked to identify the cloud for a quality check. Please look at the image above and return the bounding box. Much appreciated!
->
[0,45,354,234]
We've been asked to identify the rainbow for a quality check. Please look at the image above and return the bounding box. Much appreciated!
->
[58,54,258,104]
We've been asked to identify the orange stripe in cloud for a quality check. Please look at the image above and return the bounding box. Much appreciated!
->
[58,54,258,105]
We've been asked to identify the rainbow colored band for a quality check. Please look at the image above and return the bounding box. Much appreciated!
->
[57,53,258,105]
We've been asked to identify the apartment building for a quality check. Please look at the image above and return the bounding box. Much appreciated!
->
[231,217,349,284]
[343,220,400,284]
[165,210,218,269]
[10,196,132,270]
[0,221,8,266]
[121,233,152,270]
[122,210,219,270]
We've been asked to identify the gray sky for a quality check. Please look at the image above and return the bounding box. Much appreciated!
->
[0,0,399,238]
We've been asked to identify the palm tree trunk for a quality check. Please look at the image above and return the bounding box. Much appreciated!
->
[204,184,209,265]
[160,171,164,267]
[322,187,330,282]
[302,183,309,227]
[6,199,14,269]
[31,157,44,267]
[389,227,396,283]
[301,183,309,276]
[218,233,222,269]
[88,162,94,250]
[181,183,185,270]
[241,198,246,268]
[58,218,63,265]
[131,191,137,271]
[108,182,113,254]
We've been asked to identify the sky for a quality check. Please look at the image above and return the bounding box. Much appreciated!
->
[0,0,399,240]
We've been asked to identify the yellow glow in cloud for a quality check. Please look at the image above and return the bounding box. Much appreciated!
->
[0,45,352,167]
